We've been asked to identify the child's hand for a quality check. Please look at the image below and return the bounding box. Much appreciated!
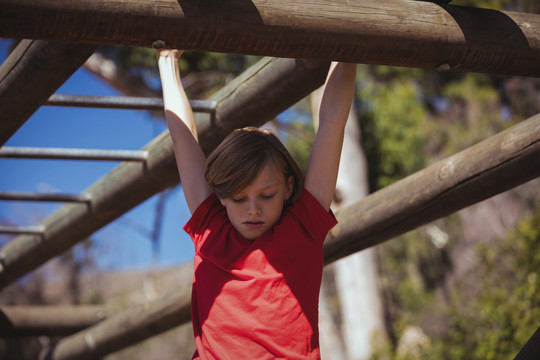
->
[156,49,184,60]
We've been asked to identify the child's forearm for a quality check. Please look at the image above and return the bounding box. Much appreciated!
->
[318,62,357,130]
[304,62,356,210]
[157,50,212,213]
[157,50,198,141]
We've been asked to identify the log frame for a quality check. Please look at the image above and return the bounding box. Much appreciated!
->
[0,40,97,146]
[0,306,106,337]
[0,1,538,357]
[0,0,539,77]
[324,113,540,263]
[44,290,190,360]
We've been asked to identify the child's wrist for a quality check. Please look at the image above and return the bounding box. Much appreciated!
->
[157,49,183,61]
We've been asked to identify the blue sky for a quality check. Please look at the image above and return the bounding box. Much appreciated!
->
[0,39,194,270]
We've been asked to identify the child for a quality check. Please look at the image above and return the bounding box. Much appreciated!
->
[157,49,356,359]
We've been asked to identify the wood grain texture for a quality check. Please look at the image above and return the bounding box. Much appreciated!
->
[0,306,106,337]
[45,290,191,360]
[0,0,539,76]
[324,113,540,264]
[0,40,98,146]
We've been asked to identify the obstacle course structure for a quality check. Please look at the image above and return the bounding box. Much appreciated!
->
[0,0,539,359]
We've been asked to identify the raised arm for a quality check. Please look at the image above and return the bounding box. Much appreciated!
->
[304,62,357,211]
[157,49,212,213]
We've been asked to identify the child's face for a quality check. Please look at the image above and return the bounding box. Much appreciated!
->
[219,162,293,240]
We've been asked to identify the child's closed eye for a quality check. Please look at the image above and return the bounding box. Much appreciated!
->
[260,194,275,200]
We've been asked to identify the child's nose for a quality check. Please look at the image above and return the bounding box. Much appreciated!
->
[248,200,261,216]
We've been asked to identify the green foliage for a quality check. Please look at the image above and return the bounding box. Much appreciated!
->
[437,73,508,156]
[358,67,430,189]
[100,46,255,74]
[358,65,516,192]
[451,0,508,9]
[99,46,158,80]
[377,227,450,335]
[445,204,540,360]
[374,202,540,360]
[284,128,313,174]
[98,46,257,97]
[278,108,315,174]
[452,0,540,12]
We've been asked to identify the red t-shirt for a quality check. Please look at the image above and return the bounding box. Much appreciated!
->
[184,189,337,360]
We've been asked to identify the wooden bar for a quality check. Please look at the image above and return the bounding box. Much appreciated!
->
[0,147,148,162]
[323,113,540,264]
[44,290,190,360]
[0,192,91,203]
[45,94,216,113]
[0,306,106,337]
[0,40,98,146]
[0,0,539,77]
[0,225,44,236]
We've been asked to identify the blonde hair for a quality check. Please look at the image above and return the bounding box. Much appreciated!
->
[206,127,303,205]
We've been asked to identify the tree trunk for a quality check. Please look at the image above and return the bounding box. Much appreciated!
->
[335,250,386,359]
[329,97,387,359]
[311,87,346,359]
[319,284,346,360]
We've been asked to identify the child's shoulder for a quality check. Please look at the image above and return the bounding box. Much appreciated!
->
[275,189,336,245]
[287,189,337,230]
[184,192,224,233]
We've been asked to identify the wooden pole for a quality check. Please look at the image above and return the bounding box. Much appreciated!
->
[324,113,540,264]
[514,327,540,360]
[0,306,106,337]
[0,57,330,290]
[44,290,190,360]
[44,94,216,113]
[1,0,540,77]
[0,147,149,162]
[0,40,97,146]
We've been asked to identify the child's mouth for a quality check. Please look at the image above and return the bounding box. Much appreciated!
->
[244,221,264,228]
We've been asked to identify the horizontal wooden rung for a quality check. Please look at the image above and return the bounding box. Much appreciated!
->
[46,94,217,113]
[0,147,148,162]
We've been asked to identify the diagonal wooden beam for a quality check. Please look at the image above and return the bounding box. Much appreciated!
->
[0,57,330,290]
[0,0,539,77]
[0,40,98,146]
[0,305,107,337]
[44,289,191,360]
[323,112,540,264]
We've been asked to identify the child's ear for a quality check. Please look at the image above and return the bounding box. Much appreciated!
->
[219,197,226,207]
[285,176,294,200]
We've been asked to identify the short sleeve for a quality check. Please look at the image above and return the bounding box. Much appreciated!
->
[183,193,227,249]
[287,189,337,243]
